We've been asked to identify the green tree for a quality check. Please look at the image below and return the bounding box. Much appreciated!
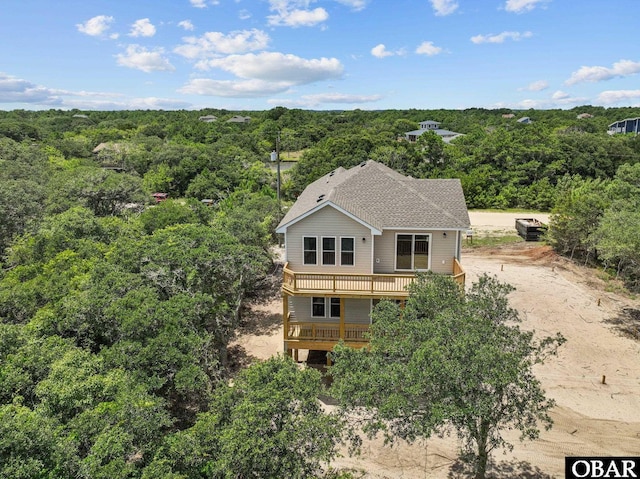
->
[330,273,565,479]
[35,348,172,479]
[152,355,345,479]
[548,176,610,261]
[0,179,46,255]
[47,167,146,216]
[0,401,60,479]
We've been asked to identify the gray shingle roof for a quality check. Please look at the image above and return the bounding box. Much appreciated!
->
[277,160,470,233]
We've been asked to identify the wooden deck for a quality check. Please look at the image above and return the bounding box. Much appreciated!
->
[282,258,465,297]
[284,317,370,352]
[282,259,465,354]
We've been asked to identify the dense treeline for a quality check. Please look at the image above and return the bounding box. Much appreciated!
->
[0,106,639,477]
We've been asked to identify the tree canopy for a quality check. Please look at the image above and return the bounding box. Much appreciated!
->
[330,273,566,479]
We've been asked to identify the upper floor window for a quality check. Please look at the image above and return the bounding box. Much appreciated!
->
[303,236,317,265]
[340,237,355,266]
[396,233,430,271]
[322,237,336,265]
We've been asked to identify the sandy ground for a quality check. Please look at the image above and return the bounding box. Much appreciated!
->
[467,211,550,238]
[232,212,640,479]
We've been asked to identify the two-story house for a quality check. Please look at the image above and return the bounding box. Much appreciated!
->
[275,160,470,360]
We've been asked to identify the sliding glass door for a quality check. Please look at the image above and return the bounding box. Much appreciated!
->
[396,234,430,271]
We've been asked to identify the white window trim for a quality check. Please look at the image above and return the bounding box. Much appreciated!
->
[303,236,318,266]
[311,297,326,318]
[394,232,432,271]
[339,236,356,267]
[321,236,337,266]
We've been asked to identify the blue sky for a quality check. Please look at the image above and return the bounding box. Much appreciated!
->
[1,0,639,111]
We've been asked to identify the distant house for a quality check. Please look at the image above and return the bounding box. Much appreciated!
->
[502,113,515,119]
[92,142,130,169]
[72,114,89,119]
[276,160,469,359]
[576,113,594,119]
[517,117,532,124]
[227,115,251,123]
[198,115,217,122]
[404,120,463,143]
[608,117,640,135]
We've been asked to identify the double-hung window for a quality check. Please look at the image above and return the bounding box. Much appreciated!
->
[303,237,317,265]
[322,237,336,265]
[340,237,355,266]
[396,234,430,271]
[311,297,325,317]
[329,298,341,318]
[311,297,341,318]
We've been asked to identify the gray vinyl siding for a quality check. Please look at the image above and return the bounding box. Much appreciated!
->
[285,205,372,274]
[289,296,371,324]
[373,229,458,274]
[344,298,372,324]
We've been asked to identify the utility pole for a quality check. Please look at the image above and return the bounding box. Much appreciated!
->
[270,132,281,219]
[271,132,283,247]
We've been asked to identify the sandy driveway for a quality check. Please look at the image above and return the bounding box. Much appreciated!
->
[233,214,640,478]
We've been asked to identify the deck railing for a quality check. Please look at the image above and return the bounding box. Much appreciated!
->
[283,265,415,296]
[453,258,465,285]
[283,259,465,296]
[286,320,370,343]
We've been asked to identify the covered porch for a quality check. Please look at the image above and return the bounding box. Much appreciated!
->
[282,258,465,362]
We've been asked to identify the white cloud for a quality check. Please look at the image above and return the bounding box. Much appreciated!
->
[129,18,156,37]
[302,92,382,104]
[504,0,548,13]
[178,20,195,31]
[520,80,549,91]
[0,73,60,104]
[268,7,329,27]
[179,78,291,97]
[334,0,369,11]
[190,0,219,8]
[429,0,458,16]
[76,15,115,37]
[199,52,343,84]
[596,89,640,105]
[116,45,175,73]
[471,31,532,44]
[239,9,251,20]
[175,29,270,59]
[565,59,640,85]
[0,72,188,110]
[267,92,381,108]
[416,41,443,56]
[551,90,569,100]
[371,44,393,58]
[63,97,192,110]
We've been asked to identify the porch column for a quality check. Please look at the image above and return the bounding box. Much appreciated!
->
[339,298,345,340]
[283,291,289,354]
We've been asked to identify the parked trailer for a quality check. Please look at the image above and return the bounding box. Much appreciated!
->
[515,218,548,241]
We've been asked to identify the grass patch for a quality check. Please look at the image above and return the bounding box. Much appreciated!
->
[280,150,304,161]
[463,235,524,248]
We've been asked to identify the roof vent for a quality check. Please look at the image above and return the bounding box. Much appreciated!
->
[329,170,335,176]
[316,194,326,202]
[359,161,366,167]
